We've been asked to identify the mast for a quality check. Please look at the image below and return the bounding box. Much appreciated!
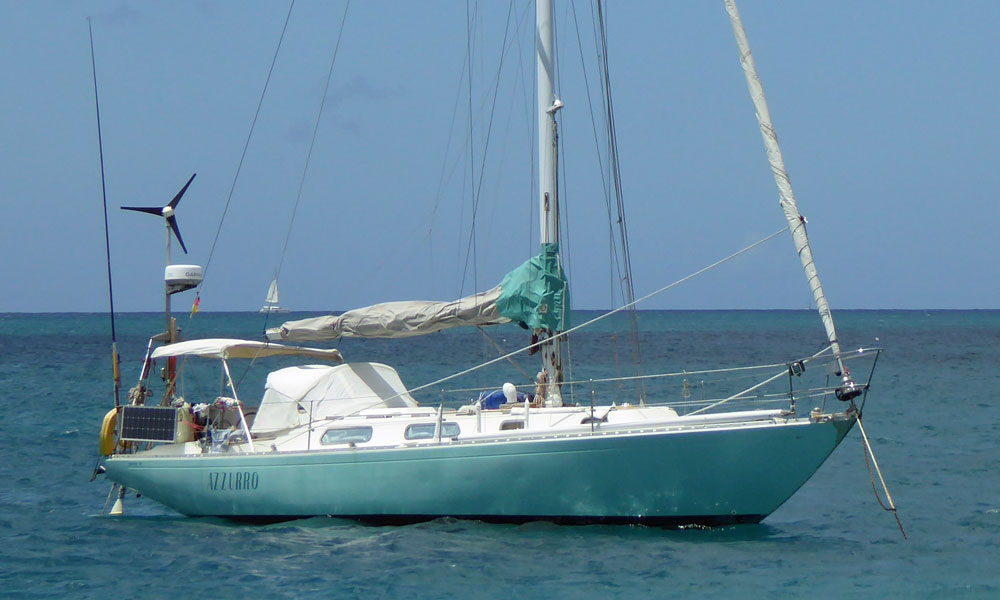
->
[536,0,564,406]
[724,0,857,392]
[537,0,559,245]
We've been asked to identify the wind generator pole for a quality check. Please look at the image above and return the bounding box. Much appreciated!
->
[165,219,174,344]
[536,0,564,407]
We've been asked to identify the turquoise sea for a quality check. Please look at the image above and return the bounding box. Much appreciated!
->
[1,310,997,598]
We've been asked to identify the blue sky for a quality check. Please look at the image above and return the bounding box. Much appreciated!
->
[1,1,997,312]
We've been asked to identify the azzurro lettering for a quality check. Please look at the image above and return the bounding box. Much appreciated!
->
[208,471,259,491]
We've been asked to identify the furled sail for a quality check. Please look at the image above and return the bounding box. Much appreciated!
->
[267,244,570,342]
[725,0,841,358]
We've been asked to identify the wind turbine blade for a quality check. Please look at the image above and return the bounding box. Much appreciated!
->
[167,215,188,254]
[168,173,196,209]
[121,206,163,216]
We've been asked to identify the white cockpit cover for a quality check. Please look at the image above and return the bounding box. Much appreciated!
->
[251,362,418,433]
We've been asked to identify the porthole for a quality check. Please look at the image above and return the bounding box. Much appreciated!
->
[320,426,373,445]
[405,422,460,440]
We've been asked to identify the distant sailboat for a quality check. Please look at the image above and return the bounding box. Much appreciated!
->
[260,278,289,313]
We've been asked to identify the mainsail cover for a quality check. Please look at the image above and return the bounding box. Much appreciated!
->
[267,244,570,342]
[267,286,508,342]
[496,242,569,332]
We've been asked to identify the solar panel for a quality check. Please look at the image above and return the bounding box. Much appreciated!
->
[120,406,181,443]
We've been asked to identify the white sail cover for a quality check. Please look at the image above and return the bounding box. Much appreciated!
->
[725,0,842,357]
[267,285,510,342]
[251,362,419,433]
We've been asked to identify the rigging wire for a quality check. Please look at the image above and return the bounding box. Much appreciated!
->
[527,3,538,258]
[505,1,536,260]
[352,7,531,305]
[463,0,486,386]
[477,327,535,385]
[459,1,519,389]
[241,0,353,386]
[595,0,644,403]
[272,0,351,297]
[586,0,623,305]
[389,226,790,403]
[423,25,475,282]
[196,0,296,306]
[550,2,578,405]
[458,0,516,298]
[442,358,798,395]
[333,225,790,417]
[569,0,626,395]
[462,0,477,299]
[688,344,833,416]
[567,0,615,279]
[176,1,343,394]
[570,1,642,401]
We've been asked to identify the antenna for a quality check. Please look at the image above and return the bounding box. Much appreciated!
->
[89,18,120,408]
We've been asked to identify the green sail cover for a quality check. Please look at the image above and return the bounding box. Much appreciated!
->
[496,243,570,331]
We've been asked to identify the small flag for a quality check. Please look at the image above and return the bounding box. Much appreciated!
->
[190,293,201,316]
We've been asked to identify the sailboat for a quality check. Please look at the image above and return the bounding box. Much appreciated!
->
[259,278,289,314]
[96,1,880,525]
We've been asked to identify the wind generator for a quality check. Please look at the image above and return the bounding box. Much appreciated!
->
[121,173,203,346]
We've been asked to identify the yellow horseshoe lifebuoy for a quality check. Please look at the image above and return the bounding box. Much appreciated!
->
[99,408,118,456]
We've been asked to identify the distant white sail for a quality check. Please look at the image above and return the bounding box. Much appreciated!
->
[266,278,279,304]
[260,277,289,313]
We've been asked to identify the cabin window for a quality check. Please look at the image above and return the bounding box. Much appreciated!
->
[405,422,460,440]
[500,420,524,431]
[320,426,373,445]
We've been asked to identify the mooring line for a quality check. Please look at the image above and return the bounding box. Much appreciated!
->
[857,414,907,540]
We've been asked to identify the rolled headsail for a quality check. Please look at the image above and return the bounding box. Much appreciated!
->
[725,0,842,359]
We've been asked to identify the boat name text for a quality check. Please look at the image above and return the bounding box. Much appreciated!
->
[208,471,259,491]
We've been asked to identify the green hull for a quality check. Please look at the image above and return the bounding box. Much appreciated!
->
[103,416,854,525]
